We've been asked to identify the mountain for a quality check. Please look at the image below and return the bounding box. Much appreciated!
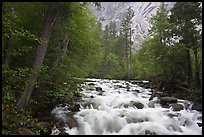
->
[90,2,175,51]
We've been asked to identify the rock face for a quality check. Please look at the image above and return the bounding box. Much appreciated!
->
[90,2,175,51]
[159,97,177,106]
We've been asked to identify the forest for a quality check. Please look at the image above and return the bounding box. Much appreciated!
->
[2,2,202,135]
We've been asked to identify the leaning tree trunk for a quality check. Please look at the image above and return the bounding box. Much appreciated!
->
[17,3,58,111]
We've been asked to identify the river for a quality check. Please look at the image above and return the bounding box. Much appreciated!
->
[51,78,202,135]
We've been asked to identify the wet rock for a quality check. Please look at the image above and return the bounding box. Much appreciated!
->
[58,127,69,135]
[197,122,202,127]
[145,130,156,135]
[123,104,129,108]
[160,97,177,106]
[116,84,126,88]
[99,92,103,95]
[167,113,179,118]
[69,104,80,112]
[192,103,202,111]
[82,102,97,109]
[17,127,35,135]
[96,87,102,92]
[90,95,94,98]
[170,103,184,111]
[66,117,78,129]
[133,102,144,109]
[132,89,140,93]
[56,118,65,128]
[161,104,171,108]
[88,83,95,86]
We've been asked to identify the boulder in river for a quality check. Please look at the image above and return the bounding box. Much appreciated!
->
[191,103,202,111]
[66,116,78,129]
[132,102,144,109]
[159,97,177,106]
[69,104,80,112]
[88,83,95,86]
[124,104,129,108]
[145,130,156,135]
[96,87,102,92]
[170,103,184,111]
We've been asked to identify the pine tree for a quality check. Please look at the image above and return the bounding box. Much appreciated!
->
[120,6,134,80]
[170,2,202,86]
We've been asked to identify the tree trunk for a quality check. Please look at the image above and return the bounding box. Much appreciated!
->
[53,35,69,73]
[194,49,200,87]
[3,37,13,66]
[186,48,192,85]
[128,28,132,80]
[17,3,59,111]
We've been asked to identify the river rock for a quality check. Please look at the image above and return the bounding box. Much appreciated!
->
[82,102,97,109]
[132,89,140,93]
[96,87,102,92]
[197,122,202,127]
[160,97,177,106]
[56,118,65,128]
[88,83,95,86]
[171,103,184,111]
[191,103,202,111]
[123,104,129,108]
[66,117,78,129]
[133,102,144,109]
[58,127,69,135]
[145,130,156,135]
[69,104,80,112]
[17,127,35,135]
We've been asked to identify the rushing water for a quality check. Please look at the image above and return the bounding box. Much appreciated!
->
[51,78,202,135]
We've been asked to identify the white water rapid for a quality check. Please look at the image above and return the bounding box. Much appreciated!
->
[51,78,202,135]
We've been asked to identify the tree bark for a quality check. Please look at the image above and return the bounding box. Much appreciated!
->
[53,34,69,73]
[194,49,200,87]
[186,48,193,85]
[17,3,59,111]
[3,37,13,66]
